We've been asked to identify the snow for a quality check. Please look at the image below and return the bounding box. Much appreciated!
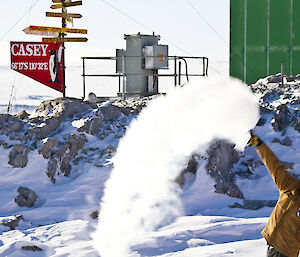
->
[0,75,299,257]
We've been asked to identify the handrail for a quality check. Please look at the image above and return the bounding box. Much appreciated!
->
[81,56,208,99]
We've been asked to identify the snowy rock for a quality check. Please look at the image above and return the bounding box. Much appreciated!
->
[8,144,30,168]
[78,117,103,136]
[0,114,24,133]
[33,97,91,122]
[272,104,293,131]
[206,140,239,173]
[206,140,243,199]
[99,104,122,122]
[281,136,292,146]
[176,154,199,187]
[229,200,277,210]
[47,158,58,184]
[88,92,97,102]
[69,134,87,158]
[90,210,99,219]
[39,138,59,159]
[15,187,38,208]
[6,122,24,132]
[0,114,18,124]
[21,246,43,252]
[31,116,60,139]
[101,145,116,159]
[61,156,71,177]
[16,110,29,120]
[1,215,24,230]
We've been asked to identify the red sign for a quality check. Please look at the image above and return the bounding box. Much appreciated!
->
[10,41,65,93]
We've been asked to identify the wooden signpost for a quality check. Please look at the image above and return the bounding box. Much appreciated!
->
[42,37,88,43]
[25,25,87,34]
[19,0,87,96]
[50,1,82,9]
[46,12,82,19]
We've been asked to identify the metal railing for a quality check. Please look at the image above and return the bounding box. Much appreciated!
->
[81,56,208,99]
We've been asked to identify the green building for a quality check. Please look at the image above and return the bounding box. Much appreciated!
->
[230,0,300,84]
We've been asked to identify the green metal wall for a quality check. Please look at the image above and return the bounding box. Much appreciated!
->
[230,0,300,84]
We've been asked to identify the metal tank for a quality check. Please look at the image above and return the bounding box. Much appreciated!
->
[116,33,168,96]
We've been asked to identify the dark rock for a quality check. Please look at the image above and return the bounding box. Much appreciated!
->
[7,122,24,132]
[281,136,292,146]
[15,110,29,120]
[295,121,300,133]
[176,154,199,188]
[61,156,71,177]
[34,97,90,122]
[229,200,277,210]
[54,143,69,161]
[272,104,293,131]
[206,140,239,173]
[39,138,59,159]
[272,138,281,143]
[47,158,58,184]
[21,246,43,251]
[256,117,266,126]
[90,210,99,219]
[0,114,18,124]
[31,117,60,139]
[101,145,116,158]
[1,215,24,230]
[8,145,30,168]
[69,134,87,158]
[88,92,97,102]
[206,140,243,199]
[15,187,37,207]
[78,117,103,136]
[100,104,122,122]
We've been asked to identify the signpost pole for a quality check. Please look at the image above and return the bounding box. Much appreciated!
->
[61,0,66,97]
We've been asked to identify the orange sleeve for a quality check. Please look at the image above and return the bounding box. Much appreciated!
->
[256,143,297,193]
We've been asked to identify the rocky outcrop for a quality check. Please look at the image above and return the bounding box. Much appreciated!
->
[272,104,293,131]
[15,187,37,208]
[44,134,88,183]
[47,158,58,183]
[8,145,30,168]
[99,104,122,122]
[34,97,91,122]
[0,114,24,133]
[78,117,103,136]
[39,138,59,159]
[176,154,199,188]
[1,215,24,230]
[206,140,243,199]
[16,110,29,120]
[30,117,60,139]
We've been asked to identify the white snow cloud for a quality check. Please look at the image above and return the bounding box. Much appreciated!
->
[93,77,260,257]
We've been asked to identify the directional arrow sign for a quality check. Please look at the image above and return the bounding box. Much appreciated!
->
[27,25,87,34]
[46,12,82,19]
[50,1,82,9]
[23,27,59,37]
[42,37,88,43]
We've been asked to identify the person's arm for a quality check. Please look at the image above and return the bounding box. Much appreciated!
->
[249,133,297,193]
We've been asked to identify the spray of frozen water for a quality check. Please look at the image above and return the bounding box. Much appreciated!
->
[93,77,259,257]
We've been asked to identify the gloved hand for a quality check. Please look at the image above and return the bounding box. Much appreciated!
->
[248,131,263,147]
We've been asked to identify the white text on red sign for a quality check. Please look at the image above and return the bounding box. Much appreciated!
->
[11,43,49,57]
[11,62,49,71]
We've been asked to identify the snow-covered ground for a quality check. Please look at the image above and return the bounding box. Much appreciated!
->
[0,75,299,257]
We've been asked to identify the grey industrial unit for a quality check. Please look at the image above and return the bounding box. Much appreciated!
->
[116,33,168,96]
